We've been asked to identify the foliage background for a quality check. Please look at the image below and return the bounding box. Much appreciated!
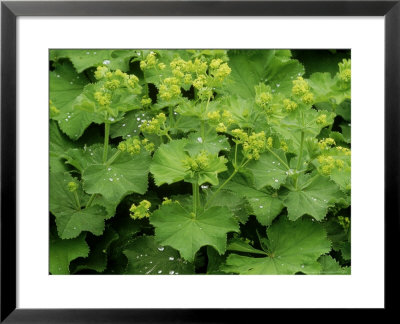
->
[49,49,351,275]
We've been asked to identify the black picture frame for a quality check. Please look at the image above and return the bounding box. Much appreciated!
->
[1,0,398,322]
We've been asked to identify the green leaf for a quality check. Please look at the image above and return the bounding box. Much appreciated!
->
[227,238,268,255]
[110,110,153,139]
[223,174,284,226]
[51,49,137,73]
[82,149,150,202]
[71,228,119,273]
[319,255,350,274]
[203,188,250,224]
[222,217,331,274]
[308,72,350,107]
[221,50,304,99]
[150,202,239,262]
[49,120,76,172]
[50,172,108,239]
[49,232,89,274]
[124,236,195,275]
[283,174,344,221]
[50,61,89,113]
[185,128,230,156]
[150,139,189,186]
[246,149,290,189]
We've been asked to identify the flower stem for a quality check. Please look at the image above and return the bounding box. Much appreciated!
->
[73,191,81,210]
[86,194,96,209]
[106,150,121,167]
[103,122,110,164]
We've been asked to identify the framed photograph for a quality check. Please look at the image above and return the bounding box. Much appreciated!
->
[1,0,398,321]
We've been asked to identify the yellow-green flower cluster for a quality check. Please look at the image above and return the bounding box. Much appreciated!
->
[182,151,210,172]
[130,200,151,220]
[207,110,234,132]
[140,113,167,136]
[94,91,112,106]
[318,138,336,150]
[316,114,327,125]
[49,100,60,116]
[336,146,351,156]
[140,52,158,70]
[94,66,139,90]
[255,91,273,110]
[166,56,231,101]
[283,99,298,112]
[118,137,155,155]
[141,97,152,107]
[231,129,267,160]
[338,59,351,83]
[159,77,181,101]
[337,216,350,232]
[317,155,345,175]
[162,197,173,205]
[209,59,232,83]
[67,181,78,192]
[280,140,288,152]
[291,76,314,105]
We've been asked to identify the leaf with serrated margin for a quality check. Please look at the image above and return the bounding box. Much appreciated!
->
[50,172,107,239]
[71,228,119,273]
[82,149,150,203]
[222,217,331,274]
[50,232,89,274]
[283,174,344,221]
[246,149,290,190]
[150,202,239,262]
[319,255,350,274]
[124,236,195,275]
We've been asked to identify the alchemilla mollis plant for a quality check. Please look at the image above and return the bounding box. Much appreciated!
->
[49,49,351,275]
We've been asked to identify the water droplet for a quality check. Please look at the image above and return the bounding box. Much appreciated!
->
[301,265,305,268]
[109,178,113,182]
[169,257,174,261]
[65,119,69,122]
[274,179,279,183]
[149,261,153,264]
[158,270,162,274]
[70,81,73,84]
[103,60,110,65]
[175,272,179,275]
[201,185,209,189]
[108,168,112,171]
[199,227,203,230]
[137,117,141,121]
[169,270,175,275]
[57,75,60,78]
[94,52,97,54]
[158,246,165,252]
[298,72,302,76]
[276,83,280,87]
[116,178,120,181]
[122,124,126,127]
[197,137,203,143]
[109,117,115,122]
[90,153,94,156]
[86,51,90,55]
[174,112,178,115]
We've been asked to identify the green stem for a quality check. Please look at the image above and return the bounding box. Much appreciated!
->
[86,194,96,209]
[265,146,290,170]
[106,150,121,167]
[205,169,239,209]
[165,133,173,141]
[192,181,200,215]
[296,131,304,171]
[103,122,110,164]
[73,191,81,210]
